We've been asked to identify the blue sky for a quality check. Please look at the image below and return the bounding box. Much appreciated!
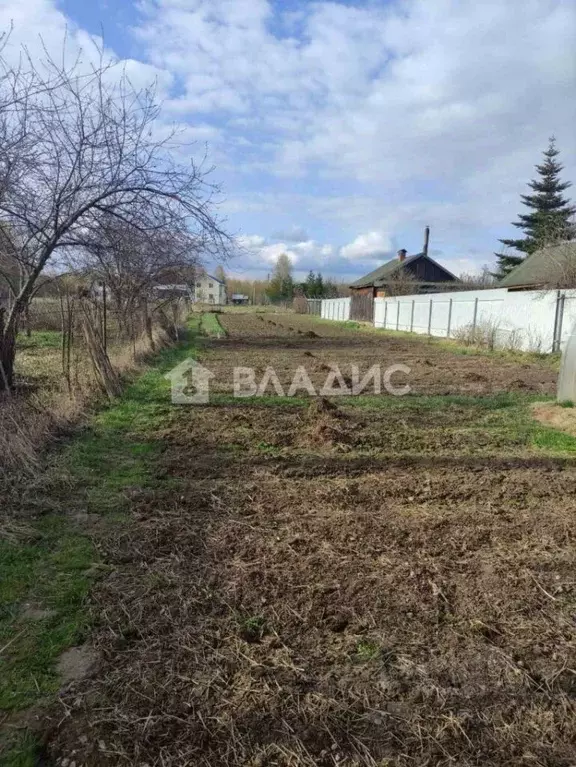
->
[2,0,575,281]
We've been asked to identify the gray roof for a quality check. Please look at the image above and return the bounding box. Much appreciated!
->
[349,253,422,288]
[349,252,458,288]
[206,274,225,285]
[499,241,576,288]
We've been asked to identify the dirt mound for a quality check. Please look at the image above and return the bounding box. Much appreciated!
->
[309,396,342,417]
[299,398,352,447]
[303,413,351,447]
[465,371,488,382]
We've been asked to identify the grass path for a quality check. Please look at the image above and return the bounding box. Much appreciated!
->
[0,318,202,765]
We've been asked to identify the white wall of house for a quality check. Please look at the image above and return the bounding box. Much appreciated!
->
[321,297,351,321]
[193,275,226,305]
[372,288,576,353]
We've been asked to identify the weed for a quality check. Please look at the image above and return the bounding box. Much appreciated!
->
[354,640,381,662]
[239,615,267,643]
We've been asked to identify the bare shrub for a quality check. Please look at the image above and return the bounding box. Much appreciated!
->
[293,295,308,314]
[453,319,501,350]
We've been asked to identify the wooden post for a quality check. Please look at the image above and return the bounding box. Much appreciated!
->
[447,298,453,338]
[396,302,400,330]
[410,299,415,332]
[427,298,433,337]
[383,300,388,329]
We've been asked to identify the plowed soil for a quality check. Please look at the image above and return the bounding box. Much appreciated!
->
[207,312,557,396]
[47,314,575,767]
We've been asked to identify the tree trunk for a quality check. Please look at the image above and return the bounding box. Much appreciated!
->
[0,308,16,391]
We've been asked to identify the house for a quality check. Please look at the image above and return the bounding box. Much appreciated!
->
[193,273,227,305]
[499,241,576,291]
[349,228,459,297]
[152,284,193,300]
[231,293,250,305]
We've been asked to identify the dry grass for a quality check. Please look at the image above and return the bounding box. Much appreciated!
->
[1,324,174,490]
[43,314,576,767]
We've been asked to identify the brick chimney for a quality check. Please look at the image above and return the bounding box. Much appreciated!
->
[398,248,407,262]
[423,226,430,257]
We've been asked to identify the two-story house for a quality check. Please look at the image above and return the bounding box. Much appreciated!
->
[193,274,227,305]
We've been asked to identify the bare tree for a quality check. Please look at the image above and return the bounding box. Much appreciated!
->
[458,265,497,290]
[69,215,200,335]
[0,35,229,389]
[384,269,418,297]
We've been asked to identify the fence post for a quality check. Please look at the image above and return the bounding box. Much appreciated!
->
[427,298,433,336]
[383,301,388,329]
[472,297,479,334]
[446,298,453,338]
[553,290,566,353]
[396,302,400,330]
[410,299,415,332]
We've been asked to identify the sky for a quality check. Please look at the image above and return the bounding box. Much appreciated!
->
[1,0,575,282]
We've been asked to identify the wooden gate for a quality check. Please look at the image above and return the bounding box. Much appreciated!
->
[350,293,374,322]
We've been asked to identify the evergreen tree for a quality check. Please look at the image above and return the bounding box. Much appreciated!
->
[494,138,576,278]
[214,265,226,283]
[313,272,324,297]
[305,270,317,297]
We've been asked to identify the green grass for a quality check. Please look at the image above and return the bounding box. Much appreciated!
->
[17,330,62,350]
[0,731,39,766]
[201,311,225,337]
[0,317,201,762]
[0,518,94,712]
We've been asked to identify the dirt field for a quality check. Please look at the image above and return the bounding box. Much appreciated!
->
[207,312,558,397]
[38,315,576,765]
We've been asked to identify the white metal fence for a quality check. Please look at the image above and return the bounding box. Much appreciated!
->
[321,297,351,321]
[372,288,576,353]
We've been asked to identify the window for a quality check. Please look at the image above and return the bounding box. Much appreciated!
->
[196,282,201,287]
[208,282,213,288]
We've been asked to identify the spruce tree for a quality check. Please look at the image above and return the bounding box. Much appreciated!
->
[494,137,575,278]
[305,270,317,297]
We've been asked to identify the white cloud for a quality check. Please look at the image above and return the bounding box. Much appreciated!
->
[234,234,337,274]
[1,0,574,280]
[237,234,266,250]
[340,231,393,262]
[133,0,575,234]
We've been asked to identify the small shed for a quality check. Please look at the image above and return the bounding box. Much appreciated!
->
[231,293,250,305]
